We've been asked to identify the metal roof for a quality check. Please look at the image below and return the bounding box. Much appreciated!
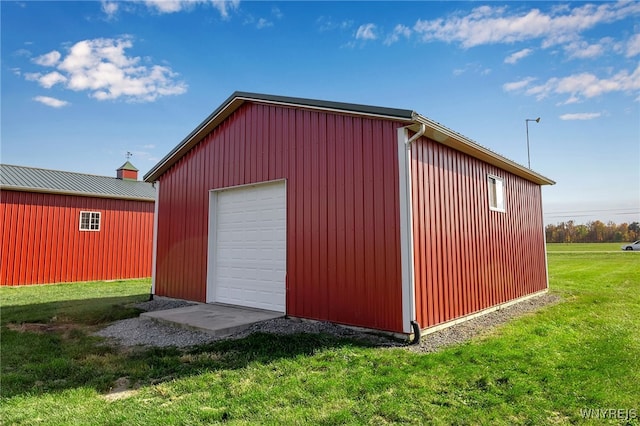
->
[1,164,155,201]
[144,91,554,186]
[117,161,139,172]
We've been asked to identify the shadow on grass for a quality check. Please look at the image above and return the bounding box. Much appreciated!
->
[0,294,150,326]
[1,296,376,399]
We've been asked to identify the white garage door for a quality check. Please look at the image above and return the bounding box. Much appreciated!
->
[211,181,286,312]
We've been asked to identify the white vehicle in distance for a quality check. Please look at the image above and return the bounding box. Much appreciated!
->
[621,240,640,251]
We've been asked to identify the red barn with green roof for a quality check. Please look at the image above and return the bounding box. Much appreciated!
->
[0,163,155,286]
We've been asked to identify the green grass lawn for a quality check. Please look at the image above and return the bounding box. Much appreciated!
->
[1,255,639,425]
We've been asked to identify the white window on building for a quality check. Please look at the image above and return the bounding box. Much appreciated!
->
[487,175,505,212]
[79,211,101,231]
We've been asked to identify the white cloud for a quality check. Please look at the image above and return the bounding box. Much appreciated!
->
[32,50,61,66]
[506,65,640,102]
[453,62,491,76]
[101,1,118,19]
[140,0,239,18]
[503,77,536,91]
[13,48,31,58]
[143,0,190,13]
[412,1,640,49]
[559,112,602,120]
[25,37,187,102]
[33,96,69,108]
[384,24,412,45]
[211,0,239,18]
[626,33,640,57]
[38,71,68,88]
[563,38,616,59]
[356,23,377,41]
[317,16,353,32]
[504,48,533,64]
[256,18,272,29]
[271,6,283,20]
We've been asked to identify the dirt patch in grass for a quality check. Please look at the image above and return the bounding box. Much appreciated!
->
[102,377,141,401]
[6,322,83,336]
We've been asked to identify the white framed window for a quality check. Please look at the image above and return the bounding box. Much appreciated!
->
[79,211,101,231]
[487,175,505,212]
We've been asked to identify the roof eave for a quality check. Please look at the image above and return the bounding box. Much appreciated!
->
[411,113,555,186]
[0,185,155,202]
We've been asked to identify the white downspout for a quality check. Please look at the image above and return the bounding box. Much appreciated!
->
[398,122,426,340]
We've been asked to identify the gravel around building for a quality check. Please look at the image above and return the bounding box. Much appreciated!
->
[94,293,561,352]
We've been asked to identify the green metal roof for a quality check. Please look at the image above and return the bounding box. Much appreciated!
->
[117,161,139,172]
[1,164,155,201]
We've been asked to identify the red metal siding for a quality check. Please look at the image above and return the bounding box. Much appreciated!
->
[0,191,154,286]
[410,137,547,328]
[154,103,406,332]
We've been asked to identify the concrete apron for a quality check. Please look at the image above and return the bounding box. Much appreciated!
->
[140,303,284,337]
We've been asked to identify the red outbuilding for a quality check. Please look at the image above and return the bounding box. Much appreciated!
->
[144,92,555,336]
[0,162,155,286]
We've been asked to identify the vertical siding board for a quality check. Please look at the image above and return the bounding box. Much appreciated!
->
[285,109,297,314]
[19,196,31,284]
[317,112,329,319]
[435,145,447,322]
[333,115,348,323]
[447,151,459,319]
[362,119,374,325]
[295,109,307,316]
[426,141,437,326]
[452,152,463,317]
[308,110,320,319]
[372,120,388,327]
[30,203,43,282]
[378,122,390,327]
[428,144,439,325]
[41,196,52,277]
[458,153,469,315]
[325,114,337,321]
[342,116,356,323]
[465,155,478,313]
[352,118,365,324]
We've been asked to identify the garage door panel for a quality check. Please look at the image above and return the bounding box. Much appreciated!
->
[212,181,286,313]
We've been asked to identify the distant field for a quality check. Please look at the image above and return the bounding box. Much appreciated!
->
[546,242,632,252]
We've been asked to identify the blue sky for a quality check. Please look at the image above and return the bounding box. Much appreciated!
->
[2,1,639,224]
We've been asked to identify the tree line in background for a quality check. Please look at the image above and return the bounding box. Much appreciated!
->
[545,221,640,243]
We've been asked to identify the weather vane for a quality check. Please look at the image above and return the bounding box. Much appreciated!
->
[126,151,132,161]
